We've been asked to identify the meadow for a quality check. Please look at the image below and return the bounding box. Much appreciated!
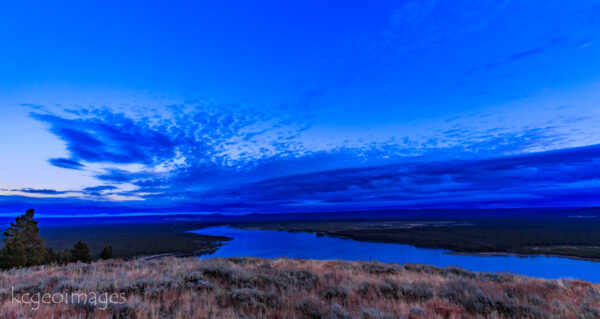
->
[1,257,599,318]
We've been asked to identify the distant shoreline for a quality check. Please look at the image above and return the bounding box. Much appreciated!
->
[445,251,600,263]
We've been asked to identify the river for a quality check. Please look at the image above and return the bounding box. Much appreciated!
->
[191,226,600,283]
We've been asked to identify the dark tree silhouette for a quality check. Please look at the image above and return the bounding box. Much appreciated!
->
[70,241,91,263]
[0,209,46,269]
[99,245,114,260]
[45,247,72,265]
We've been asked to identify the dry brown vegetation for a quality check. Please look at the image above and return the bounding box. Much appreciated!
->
[1,257,599,318]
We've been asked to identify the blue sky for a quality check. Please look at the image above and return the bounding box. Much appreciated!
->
[1,1,599,215]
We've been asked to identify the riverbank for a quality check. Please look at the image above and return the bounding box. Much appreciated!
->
[2,257,599,318]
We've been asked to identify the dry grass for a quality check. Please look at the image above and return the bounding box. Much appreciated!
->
[1,257,599,318]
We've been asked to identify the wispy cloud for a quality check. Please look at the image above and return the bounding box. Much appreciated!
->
[465,41,557,75]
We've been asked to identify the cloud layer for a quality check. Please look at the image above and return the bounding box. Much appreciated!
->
[1,104,598,215]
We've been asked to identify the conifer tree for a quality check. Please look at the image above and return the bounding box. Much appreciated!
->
[0,209,46,269]
[70,241,91,263]
[99,245,114,260]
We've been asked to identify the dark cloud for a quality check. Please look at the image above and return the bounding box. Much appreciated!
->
[204,143,600,210]
[13,188,70,195]
[3,142,599,214]
[83,185,118,192]
[81,185,118,196]
[95,169,145,183]
[48,158,85,170]
[32,111,176,165]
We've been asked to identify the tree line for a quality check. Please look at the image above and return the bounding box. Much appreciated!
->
[0,209,114,270]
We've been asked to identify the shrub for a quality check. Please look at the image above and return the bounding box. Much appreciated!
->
[409,306,426,316]
[439,280,495,315]
[361,307,394,319]
[322,286,349,302]
[357,281,375,298]
[132,277,155,294]
[45,248,72,265]
[296,297,322,319]
[377,279,399,298]
[400,282,434,302]
[54,279,82,293]
[361,261,402,274]
[441,281,550,318]
[181,270,205,283]
[542,281,561,291]
[479,272,512,283]
[201,265,233,281]
[529,294,547,306]
[327,303,351,319]
[586,287,600,303]
[280,269,319,289]
[106,303,137,319]
[228,257,250,265]
[376,279,433,301]
[72,298,97,313]
[461,293,497,315]
[11,281,44,295]
[404,264,436,274]
[504,285,527,299]
[494,300,549,319]
[439,266,476,278]
[430,301,463,317]
[581,303,600,318]
[218,288,281,312]
[439,279,481,303]
[229,272,258,287]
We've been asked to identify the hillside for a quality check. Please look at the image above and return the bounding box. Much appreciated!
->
[1,257,599,318]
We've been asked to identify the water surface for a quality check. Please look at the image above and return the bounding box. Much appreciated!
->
[192,226,600,283]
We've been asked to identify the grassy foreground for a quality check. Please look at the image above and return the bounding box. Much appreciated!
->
[1,258,600,318]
